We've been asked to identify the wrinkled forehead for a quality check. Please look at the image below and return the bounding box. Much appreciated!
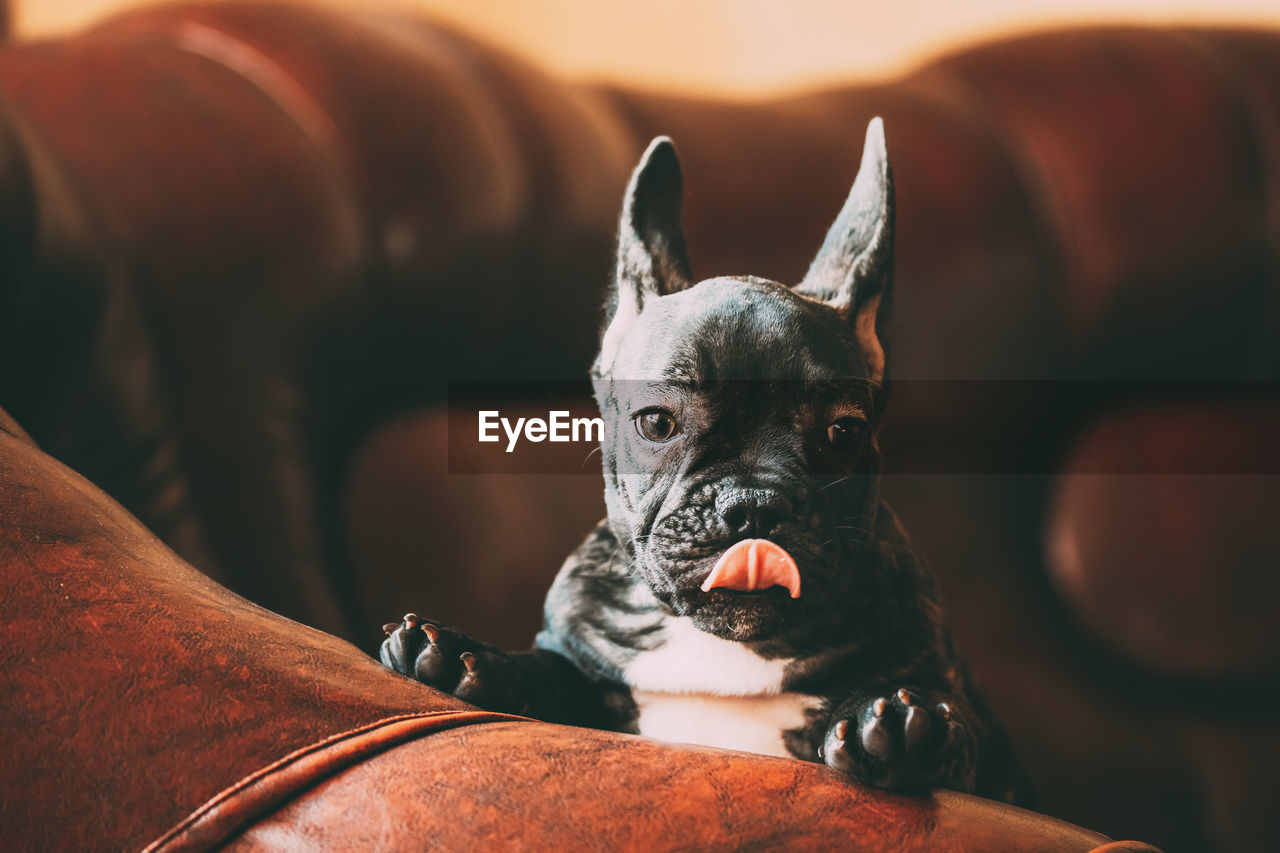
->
[609,276,861,381]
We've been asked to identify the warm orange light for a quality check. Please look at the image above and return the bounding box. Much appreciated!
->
[16,0,1280,94]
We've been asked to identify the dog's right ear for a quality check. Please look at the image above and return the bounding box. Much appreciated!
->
[596,137,693,374]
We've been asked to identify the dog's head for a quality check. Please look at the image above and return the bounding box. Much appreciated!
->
[593,119,895,642]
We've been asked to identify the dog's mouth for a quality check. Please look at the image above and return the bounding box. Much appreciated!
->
[707,588,774,598]
[700,538,801,598]
[647,536,808,599]
[685,583,794,641]
[640,539,804,641]
[641,515,863,640]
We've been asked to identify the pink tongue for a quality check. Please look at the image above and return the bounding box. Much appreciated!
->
[701,539,801,598]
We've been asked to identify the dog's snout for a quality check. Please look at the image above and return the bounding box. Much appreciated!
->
[716,488,792,538]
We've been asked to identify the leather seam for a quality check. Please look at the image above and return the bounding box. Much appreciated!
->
[143,709,524,853]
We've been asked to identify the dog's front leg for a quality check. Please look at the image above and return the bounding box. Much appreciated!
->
[380,615,602,726]
[820,684,981,793]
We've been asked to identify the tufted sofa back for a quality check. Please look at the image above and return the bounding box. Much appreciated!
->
[1,4,1277,849]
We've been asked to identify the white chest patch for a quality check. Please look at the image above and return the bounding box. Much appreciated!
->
[620,615,821,759]
[631,690,823,758]
[622,616,792,695]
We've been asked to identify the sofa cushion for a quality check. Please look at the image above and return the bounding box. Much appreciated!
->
[1047,402,1280,680]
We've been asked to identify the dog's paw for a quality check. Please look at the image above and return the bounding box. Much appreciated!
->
[820,688,967,791]
[379,613,525,713]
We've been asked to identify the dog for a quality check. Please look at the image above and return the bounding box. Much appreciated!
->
[382,118,1025,800]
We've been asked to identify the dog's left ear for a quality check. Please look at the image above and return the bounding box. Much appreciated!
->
[597,136,694,374]
[795,117,894,385]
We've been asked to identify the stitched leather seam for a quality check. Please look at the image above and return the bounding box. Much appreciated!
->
[143,710,524,853]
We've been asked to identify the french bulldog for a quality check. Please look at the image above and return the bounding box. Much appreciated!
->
[382,118,1026,800]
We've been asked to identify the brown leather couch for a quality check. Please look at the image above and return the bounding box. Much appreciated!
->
[1,2,1277,850]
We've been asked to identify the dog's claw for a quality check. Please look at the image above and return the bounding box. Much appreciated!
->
[938,719,965,761]
[460,651,477,672]
[382,622,399,635]
[860,711,893,760]
[422,623,440,643]
[902,705,932,755]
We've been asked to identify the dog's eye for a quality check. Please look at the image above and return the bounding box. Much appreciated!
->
[635,410,680,443]
[825,417,864,449]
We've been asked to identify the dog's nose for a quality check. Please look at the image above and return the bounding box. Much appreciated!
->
[716,488,792,538]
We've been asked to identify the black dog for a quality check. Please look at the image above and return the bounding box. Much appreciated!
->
[382,119,1025,799]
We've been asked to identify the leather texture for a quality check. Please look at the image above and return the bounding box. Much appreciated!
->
[227,723,1122,853]
[144,711,518,852]
[0,421,1150,852]
[1,2,1276,850]
[0,421,475,850]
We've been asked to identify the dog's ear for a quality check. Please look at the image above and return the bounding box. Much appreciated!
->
[795,118,894,385]
[597,136,693,373]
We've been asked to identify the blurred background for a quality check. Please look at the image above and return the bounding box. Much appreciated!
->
[1,1,1279,851]
[16,0,1280,92]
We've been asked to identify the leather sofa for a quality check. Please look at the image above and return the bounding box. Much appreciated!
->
[2,2,1277,849]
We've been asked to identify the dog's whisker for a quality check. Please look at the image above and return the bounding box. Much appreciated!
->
[818,476,852,492]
